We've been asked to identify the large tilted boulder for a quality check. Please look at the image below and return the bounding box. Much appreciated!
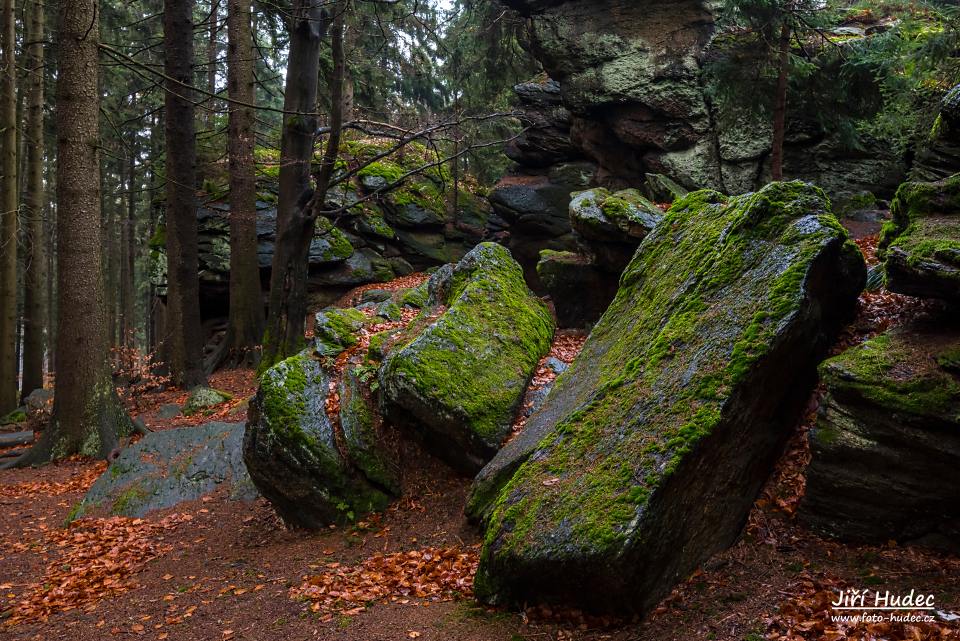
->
[879,173,960,303]
[243,351,394,528]
[381,243,555,473]
[800,322,960,551]
[469,181,865,614]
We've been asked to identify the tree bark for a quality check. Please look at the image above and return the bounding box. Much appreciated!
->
[21,0,46,397]
[770,20,790,182]
[223,0,263,365]
[207,0,219,131]
[260,0,327,370]
[12,0,133,467]
[164,0,207,388]
[120,132,137,348]
[0,0,18,414]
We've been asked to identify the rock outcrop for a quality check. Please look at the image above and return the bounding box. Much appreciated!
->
[246,243,553,527]
[79,422,258,518]
[913,83,960,182]
[381,243,555,473]
[879,174,960,302]
[537,187,664,326]
[469,181,865,615]
[486,1,909,263]
[800,323,960,552]
[801,172,960,552]
[152,138,492,317]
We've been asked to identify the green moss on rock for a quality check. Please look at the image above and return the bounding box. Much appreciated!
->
[314,308,369,357]
[472,181,865,615]
[244,350,393,529]
[801,322,960,547]
[819,330,960,419]
[182,387,233,416]
[381,243,555,472]
[879,174,960,301]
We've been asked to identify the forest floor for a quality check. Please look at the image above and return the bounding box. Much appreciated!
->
[1,229,960,641]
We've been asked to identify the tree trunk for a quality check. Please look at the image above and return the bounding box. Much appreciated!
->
[164,0,207,389]
[770,21,790,182]
[223,0,263,365]
[13,0,133,467]
[120,136,137,349]
[105,159,120,348]
[21,0,46,397]
[208,0,219,130]
[0,0,18,414]
[260,0,327,370]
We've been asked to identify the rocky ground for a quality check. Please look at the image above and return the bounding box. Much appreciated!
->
[2,239,959,641]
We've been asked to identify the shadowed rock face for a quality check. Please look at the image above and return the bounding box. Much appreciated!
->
[469,181,865,616]
[879,174,960,303]
[913,83,960,182]
[800,322,960,553]
[491,0,907,209]
[509,0,716,188]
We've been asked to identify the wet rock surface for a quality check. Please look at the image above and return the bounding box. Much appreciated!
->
[800,321,960,552]
[880,174,960,303]
[469,182,865,615]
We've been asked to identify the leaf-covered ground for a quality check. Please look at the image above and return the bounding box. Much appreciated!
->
[1,246,958,640]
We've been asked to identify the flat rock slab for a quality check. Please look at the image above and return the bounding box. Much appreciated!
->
[470,182,865,615]
[80,422,258,518]
[800,321,960,552]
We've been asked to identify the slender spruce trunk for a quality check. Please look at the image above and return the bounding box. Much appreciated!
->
[21,0,46,396]
[164,0,207,388]
[0,0,18,413]
[770,21,790,181]
[223,0,264,365]
[260,0,327,370]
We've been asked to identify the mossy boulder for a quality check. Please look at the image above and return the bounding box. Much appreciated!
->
[568,188,662,244]
[380,243,555,473]
[243,351,393,528]
[0,408,27,425]
[800,322,960,551]
[314,307,370,357]
[469,181,865,615]
[182,387,233,416]
[879,174,960,302]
